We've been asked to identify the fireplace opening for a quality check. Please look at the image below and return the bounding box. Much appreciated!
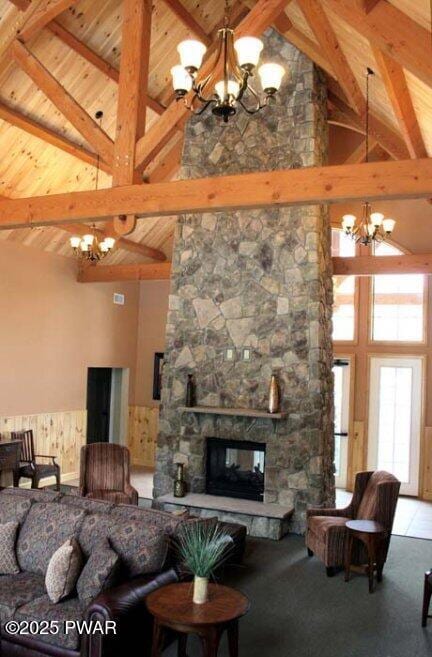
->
[206,438,266,502]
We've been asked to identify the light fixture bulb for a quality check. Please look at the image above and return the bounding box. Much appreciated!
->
[171,65,192,94]
[258,63,285,93]
[215,79,240,99]
[104,236,115,250]
[370,212,384,226]
[234,36,263,69]
[342,214,356,230]
[100,241,109,253]
[80,241,89,252]
[70,236,81,249]
[367,223,375,236]
[83,234,94,246]
[177,40,206,71]
[383,218,396,233]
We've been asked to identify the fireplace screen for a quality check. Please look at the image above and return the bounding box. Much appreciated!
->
[206,438,266,501]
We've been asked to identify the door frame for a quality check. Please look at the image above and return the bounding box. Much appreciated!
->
[333,354,356,491]
[366,353,426,497]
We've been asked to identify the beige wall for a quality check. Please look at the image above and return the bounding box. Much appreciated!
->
[0,241,140,417]
[134,280,170,407]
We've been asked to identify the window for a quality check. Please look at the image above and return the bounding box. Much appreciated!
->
[332,229,356,342]
[371,242,425,342]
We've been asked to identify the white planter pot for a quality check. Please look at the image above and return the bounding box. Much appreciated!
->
[193,576,209,604]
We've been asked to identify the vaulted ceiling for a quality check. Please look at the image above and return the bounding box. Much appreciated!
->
[0,0,431,265]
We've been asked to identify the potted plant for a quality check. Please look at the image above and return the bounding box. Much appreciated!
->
[176,522,233,604]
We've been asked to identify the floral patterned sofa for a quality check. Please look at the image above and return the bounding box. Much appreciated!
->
[0,487,188,657]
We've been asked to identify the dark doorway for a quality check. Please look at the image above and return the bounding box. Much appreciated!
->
[86,368,112,443]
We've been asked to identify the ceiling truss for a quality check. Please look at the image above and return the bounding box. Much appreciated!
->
[0,0,430,276]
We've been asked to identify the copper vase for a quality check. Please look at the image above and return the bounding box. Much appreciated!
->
[268,374,280,414]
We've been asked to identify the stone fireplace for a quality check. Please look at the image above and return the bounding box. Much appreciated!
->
[155,29,335,536]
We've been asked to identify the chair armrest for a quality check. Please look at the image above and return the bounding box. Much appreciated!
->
[35,454,57,462]
[306,506,352,518]
[83,568,180,657]
[125,482,139,505]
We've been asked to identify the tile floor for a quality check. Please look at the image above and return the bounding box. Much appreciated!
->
[336,488,432,539]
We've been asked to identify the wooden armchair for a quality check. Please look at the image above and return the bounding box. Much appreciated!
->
[306,471,400,576]
[79,442,138,505]
[11,429,61,490]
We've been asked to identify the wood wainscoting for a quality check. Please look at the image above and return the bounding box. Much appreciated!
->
[0,410,87,485]
[127,405,158,467]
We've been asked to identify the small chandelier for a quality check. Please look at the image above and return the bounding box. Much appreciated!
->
[341,68,396,246]
[70,110,115,260]
[70,228,115,262]
[171,2,285,122]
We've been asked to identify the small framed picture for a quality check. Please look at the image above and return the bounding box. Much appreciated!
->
[153,352,165,400]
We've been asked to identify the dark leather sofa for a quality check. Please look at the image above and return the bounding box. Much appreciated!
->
[0,488,184,657]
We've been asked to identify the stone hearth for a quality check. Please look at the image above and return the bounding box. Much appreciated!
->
[154,29,335,536]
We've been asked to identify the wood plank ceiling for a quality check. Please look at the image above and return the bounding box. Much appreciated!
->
[0,0,430,265]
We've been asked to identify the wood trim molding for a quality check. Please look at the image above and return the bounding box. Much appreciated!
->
[0,158,431,229]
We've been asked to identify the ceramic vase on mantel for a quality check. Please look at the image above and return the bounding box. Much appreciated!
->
[268,373,281,414]
[193,576,209,604]
[185,373,196,407]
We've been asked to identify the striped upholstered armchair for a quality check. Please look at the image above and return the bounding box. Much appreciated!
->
[306,471,400,577]
[79,443,138,505]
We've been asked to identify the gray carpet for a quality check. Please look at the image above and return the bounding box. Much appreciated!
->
[165,534,432,657]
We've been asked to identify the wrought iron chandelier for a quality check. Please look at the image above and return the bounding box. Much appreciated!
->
[341,69,395,246]
[70,111,115,261]
[171,1,285,122]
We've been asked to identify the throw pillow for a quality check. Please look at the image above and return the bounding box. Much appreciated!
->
[45,538,83,604]
[77,540,120,604]
[0,521,20,575]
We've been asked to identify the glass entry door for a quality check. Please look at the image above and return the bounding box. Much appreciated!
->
[368,357,422,496]
[333,359,351,489]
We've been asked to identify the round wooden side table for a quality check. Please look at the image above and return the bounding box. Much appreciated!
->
[344,519,388,593]
[146,582,250,657]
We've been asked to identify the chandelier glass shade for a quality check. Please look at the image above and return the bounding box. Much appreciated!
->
[70,231,115,262]
[342,203,396,246]
[171,27,285,122]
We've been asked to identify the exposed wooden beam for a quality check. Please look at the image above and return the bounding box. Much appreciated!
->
[344,138,377,164]
[60,224,166,261]
[0,159,431,230]
[353,0,381,12]
[333,254,432,276]
[146,134,184,183]
[11,40,114,167]
[0,0,46,63]
[18,0,81,42]
[46,21,165,116]
[328,89,410,160]
[78,261,172,282]
[0,100,112,174]
[111,0,152,236]
[323,0,432,88]
[372,47,428,159]
[135,0,291,170]
[162,0,211,46]
[273,16,334,77]
[297,0,365,116]
[8,0,31,9]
